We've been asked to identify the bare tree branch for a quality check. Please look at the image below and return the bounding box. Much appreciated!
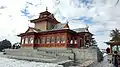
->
[115,0,119,6]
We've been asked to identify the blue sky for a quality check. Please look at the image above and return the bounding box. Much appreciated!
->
[0,0,120,49]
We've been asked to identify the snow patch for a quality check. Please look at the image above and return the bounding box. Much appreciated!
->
[0,57,63,67]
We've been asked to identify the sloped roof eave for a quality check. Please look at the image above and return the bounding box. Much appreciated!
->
[105,41,120,45]
[17,32,36,37]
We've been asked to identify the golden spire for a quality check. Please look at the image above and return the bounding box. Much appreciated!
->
[46,7,48,11]
[86,24,89,29]
[67,21,69,24]
[85,24,89,31]
[66,20,69,24]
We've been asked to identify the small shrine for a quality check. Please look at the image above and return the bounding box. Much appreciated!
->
[105,40,120,53]
[18,8,93,49]
[105,28,120,53]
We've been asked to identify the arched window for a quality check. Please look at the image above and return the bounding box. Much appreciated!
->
[51,37,55,43]
[25,37,28,44]
[41,37,46,44]
[61,36,65,43]
[21,38,24,44]
[70,40,73,44]
[38,38,41,44]
[75,40,77,44]
[56,36,60,43]
[43,15,47,17]
[35,38,38,44]
[46,37,50,44]
[29,37,34,44]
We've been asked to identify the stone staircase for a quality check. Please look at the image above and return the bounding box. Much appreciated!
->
[4,48,75,63]
[4,46,103,67]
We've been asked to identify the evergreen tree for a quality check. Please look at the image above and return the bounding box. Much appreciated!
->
[110,28,120,51]
[12,42,21,49]
[110,28,120,41]
[0,39,11,51]
[91,38,97,46]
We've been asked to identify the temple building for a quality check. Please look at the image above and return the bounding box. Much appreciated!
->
[105,41,120,53]
[18,9,93,49]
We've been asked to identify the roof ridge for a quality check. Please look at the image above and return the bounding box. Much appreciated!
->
[29,27,41,31]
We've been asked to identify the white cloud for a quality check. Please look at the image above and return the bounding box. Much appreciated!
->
[53,0,120,49]
[0,0,29,43]
[0,0,120,49]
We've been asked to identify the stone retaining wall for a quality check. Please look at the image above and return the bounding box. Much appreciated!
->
[4,46,103,67]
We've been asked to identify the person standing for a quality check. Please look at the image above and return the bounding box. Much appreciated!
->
[106,47,110,54]
[112,51,120,67]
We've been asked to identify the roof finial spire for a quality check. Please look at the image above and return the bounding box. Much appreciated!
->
[67,20,69,24]
[85,24,89,30]
[46,7,48,11]
[66,19,69,24]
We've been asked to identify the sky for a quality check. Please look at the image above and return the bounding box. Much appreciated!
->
[0,0,120,49]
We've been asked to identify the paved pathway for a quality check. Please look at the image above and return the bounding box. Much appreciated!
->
[70,54,113,67]
[96,54,113,67]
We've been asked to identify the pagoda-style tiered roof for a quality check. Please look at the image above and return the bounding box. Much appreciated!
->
[53,23,69,30]
[30,9,59,24]
[105,41,120,45]
[18,8,93,49]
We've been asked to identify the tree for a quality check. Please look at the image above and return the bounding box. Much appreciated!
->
[110,28,120,41]
[91,38,97,46]
[110,28,120,52]
[12,42,21,49]
[0,39,12,51]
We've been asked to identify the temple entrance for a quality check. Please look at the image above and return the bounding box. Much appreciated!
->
[105,41,120,53]
[112,45,120,52]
